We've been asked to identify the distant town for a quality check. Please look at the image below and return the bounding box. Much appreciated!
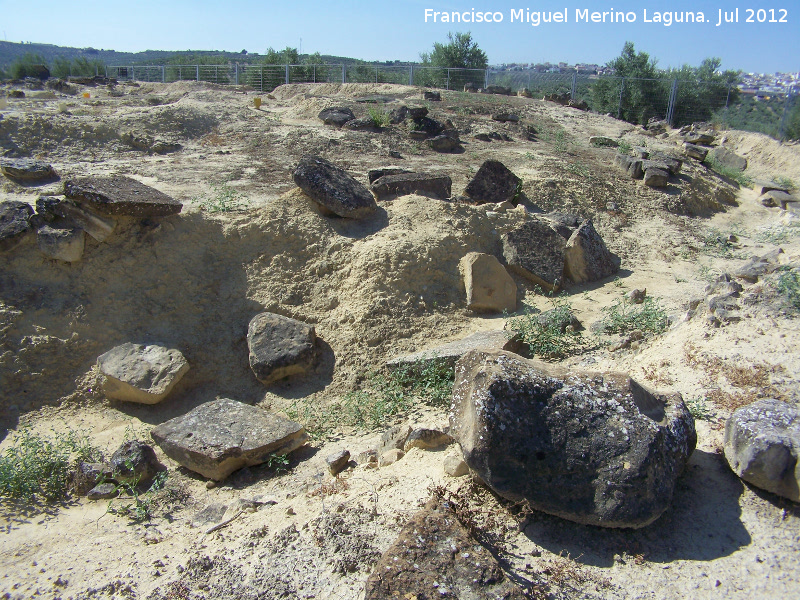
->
[493,62,800,95]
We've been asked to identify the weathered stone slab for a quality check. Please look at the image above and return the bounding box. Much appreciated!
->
[293,156,377,219]
[403,428,453,452]
[648,152,683,175]
[502,219,566,291]
[387,330,520,371]
[37,224,85,262]
[590,136,618,147]
[0,200,33,252]
[47,197,115,241]
[247,312,317,385]
[0,158,58,182]
[761,190,797,210]
[371,172,452,200]
[710,146,747,171]
[683,131,715,145]
[464,160,521,205]
[64,176,183,217]
[364,499,526,600]
[342,117,380,132]
[318,106,355,127]
[367,167,413,184]
[427,134,461,153]
[492,112,519,122]
[724,399,800,502]
[98,342,190,404]
[150,398,309,481]
[684,143,709,161]
[459,252,517,313]
[450,350,696,528]
[644,167,669,188]
[564,219,621,283]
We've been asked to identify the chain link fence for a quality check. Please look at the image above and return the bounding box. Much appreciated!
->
[106,64,797,141]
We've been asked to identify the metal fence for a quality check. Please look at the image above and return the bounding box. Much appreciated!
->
[105,64,797,140]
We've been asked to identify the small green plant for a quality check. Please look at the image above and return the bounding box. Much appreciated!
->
[107,468,168,522]
[598,295,669,337]
[776,267,800,310]
[512,178,524,203]
[686,397,717,422]
[771,175,796,191]
[701,228,739,258]
[197,182,249,213]
[617,140,633,155]
[0,428,103,503]
[266,453,290,474]
[367,107,390,128]
[553,129,569,154]
[505,293,586,361]
[705,156,753,187]
[565,162,593,180]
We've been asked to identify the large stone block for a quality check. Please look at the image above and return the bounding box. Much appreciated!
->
[463,160,521,205]
[64,176,183,217]
[247,312,317,385]
[293,155,377,219]
[564,219,620,283]
[459,252,516,313]
[97,342,190,404]
[450,350,696,528]
[150,398,309,480]
[371,172,452,200]
[501,219,566,291]
[0,200,33,252]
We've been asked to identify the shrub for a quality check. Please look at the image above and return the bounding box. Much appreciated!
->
[367,107,390,128]
[776,268,800,310]
[598,295,669,337]
[0,428,103,503]
[505,293,587,360]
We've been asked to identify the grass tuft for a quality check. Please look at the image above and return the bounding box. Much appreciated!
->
[705,155,753,187]
[196,182,249,213]
[505,293,587,360]
[367,107,390,128]
[598,295,669,337]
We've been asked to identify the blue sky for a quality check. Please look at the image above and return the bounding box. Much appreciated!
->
[1,0,797,73]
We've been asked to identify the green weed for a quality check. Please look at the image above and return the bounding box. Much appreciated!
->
[617,140,633,155]
[367,107,390,128]
[0,428,103,503]
[685,397,717,422]
[565,162,594,180]
[598,295,669,337]
[266,453,290,474]
[505,293,587,361]
[776,267,800,310]
[771,175,796,191]
[197,182,249,213]
[107,469,168,523]
[701,228,740,258]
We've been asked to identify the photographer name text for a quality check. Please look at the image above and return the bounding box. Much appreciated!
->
[423,8,789,27]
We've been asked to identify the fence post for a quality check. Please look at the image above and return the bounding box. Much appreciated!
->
[666,79,678,125]
[617,78,625,119]
[571,72,577,99]
[196,65,199,82]
[446,69,450,90]
[235,63,239,85]
[484,69,489,89]
[131,65,134,81]
[161,65,165,83]
[341,64,346,84]
[313,65,316,83]
[409,65,413,86]
[778,94,793,141]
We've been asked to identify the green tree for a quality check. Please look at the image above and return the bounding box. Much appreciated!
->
[420,31,488,69]
[591,42,664,125]
[666,57,741,126]
[9,53,49,79]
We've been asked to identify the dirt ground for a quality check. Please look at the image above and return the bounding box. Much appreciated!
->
[1,80,799,599]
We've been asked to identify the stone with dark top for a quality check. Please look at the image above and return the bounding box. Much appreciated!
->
[0,200,34,252]
[293,156,377,219]
[367,167,413,184]
[410,116,444,137]
[614,154,644,179]
[482,85,512,96]
[326,450,351,475]
[247,312,317,385]
[491,112,519,122]
[647,152,683,175]
[403,428,453,452]
[87,483,119,500]
[724,399,800,502]
[644,168,669,188]
[342,117,380,132]
[318,106,355,127]
[387,330,522,371]
[110,440,162,485]
[450,350,696,528]
[36,223,85,262]
[502,219,566,291]
[463,160,521,205]
[150,398,309,480]
[710,147,747,172]
[427,135,461,153]
[364,499,526,600]
[37,197,116,242]
[423,91,441,101]
[564,219,621,283]
[98,342,190,404]
[371,172,452,200]
[0,158,58,182]
[73,462,115,496]
[64,176,183,217]
[683,131,715,145]
[683,143,709,161]
[406,106,428,119]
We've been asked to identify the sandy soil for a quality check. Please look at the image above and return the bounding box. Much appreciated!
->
[1,80,799,599]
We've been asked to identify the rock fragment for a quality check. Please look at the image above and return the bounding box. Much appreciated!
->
[64,176,183,217]
[293,156,377,219]
[247,312,317,385]
[463,160,521,205]
[459,252,517,313]
[97,342,190,404]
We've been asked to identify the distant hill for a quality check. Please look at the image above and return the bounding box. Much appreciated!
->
[0,40,408,68]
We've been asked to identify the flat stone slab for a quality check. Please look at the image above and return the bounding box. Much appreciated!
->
[318,106,355,127]
[367,167,413,184]
[364,499,526,600]
[247,312,317,385]
[293,156,377,219]
[684,143,709,161]
[387,330,521,371]
[0,158,59,182]
[463,160,521,205]
[371,172,452,201]
[450,350,697,528]
[502,219,566,291]
[150,398,309,480]
[98,342,190,404]
[724,398,800,502]
[644,168,669,188]
[0,200,34,253]
[64,176,183,217]
[710,146,747,171]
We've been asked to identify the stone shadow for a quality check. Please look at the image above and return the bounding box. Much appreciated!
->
[522,449,751,566]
